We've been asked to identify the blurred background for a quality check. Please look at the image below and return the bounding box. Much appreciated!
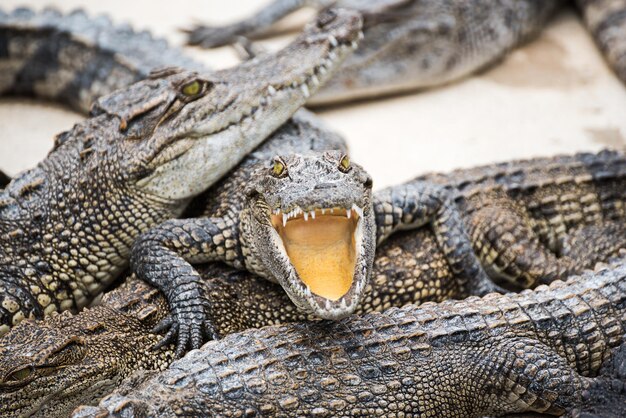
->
[1,0,625,188]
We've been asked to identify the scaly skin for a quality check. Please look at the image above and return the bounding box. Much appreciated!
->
[1,152,623,418]
[0,106,352,418]
[130,149,504,354]
[411,149,626,288]
[131,149,626,354]
[0,7,363,336]
[75,262,626,418]
[0,7,204,114]
[187,0,626,105]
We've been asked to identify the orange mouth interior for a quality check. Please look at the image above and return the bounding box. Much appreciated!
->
[271,209,359,300]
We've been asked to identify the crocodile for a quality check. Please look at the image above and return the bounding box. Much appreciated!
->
[186,0,626,105]
[0,101,353,418]
[71,261,626,418]
[0,6,362,335]
[131,149,626,354]
[1,150,624,417]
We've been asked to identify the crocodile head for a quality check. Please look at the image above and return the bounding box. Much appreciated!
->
[89,8,363,205]
[0,309,171,418]
[244,151,375,319]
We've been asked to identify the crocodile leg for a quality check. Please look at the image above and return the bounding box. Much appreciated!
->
[468,206,626,288]
[186,0,335,48]
[374,182,502,296]
[576,0,626,84]
[468,205,581,288]
[130,217,241,356]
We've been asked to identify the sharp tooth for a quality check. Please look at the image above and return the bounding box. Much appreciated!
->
[291,81,298,88]
[329,35,338,47]
[352,204,363,218]
[358,31,364,40]
[267,85,276,96]
[340,299,348,310]
[310,210,315,219]
[350,41,358,49]
[304,211,309,221]
[346,208,351,219]
[328,51,337,60]
[301,84,310,98]
[311,74,319,86]
[321,208,326,215]
[325,300,332,311]
[318,66,327,76]
[282,213,288,227]
[330,208,334,214]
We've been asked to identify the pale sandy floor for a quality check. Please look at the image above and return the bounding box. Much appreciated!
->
[1,1,625,189]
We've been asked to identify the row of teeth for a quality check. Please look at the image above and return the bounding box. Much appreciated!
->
[301,268,366,311]
[233,30,364,125]
[273,204,364,227]
[262,31,362,101]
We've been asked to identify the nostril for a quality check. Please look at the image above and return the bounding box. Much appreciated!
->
[316,9,337,29]
[314,182,335,190]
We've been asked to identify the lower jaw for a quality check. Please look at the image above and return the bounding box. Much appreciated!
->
[274,215,358,301]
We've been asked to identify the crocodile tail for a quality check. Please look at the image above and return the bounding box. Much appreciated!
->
[576,0,626,84]
[0,7,205,114]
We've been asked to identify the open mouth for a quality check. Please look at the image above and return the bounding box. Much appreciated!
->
[270,205,364,301]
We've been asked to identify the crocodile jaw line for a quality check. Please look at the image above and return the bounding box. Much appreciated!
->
[269,205,365,311]
[136,36,360,202]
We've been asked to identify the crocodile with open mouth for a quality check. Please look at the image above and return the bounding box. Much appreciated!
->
[187,0,626,105]
[0,6,362,336]
[131,148,626,355]
[130,151,503,355]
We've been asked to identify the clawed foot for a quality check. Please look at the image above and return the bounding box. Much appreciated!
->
[184,25,240,48]
[152,300,219,358]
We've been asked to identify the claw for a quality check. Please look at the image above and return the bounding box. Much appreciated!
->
[152,318,179,351]
[204,321,220,342]
[152,316,173,334]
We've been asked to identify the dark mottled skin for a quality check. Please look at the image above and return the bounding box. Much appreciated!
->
[75,263,626,418]
[0,7,362,336]
[187,0,626,104]
[0,7,205,114]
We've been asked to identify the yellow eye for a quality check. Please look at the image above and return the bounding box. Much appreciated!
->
[6,366,33,383]
[181,80,202,96]
[272,159,286,177]
[339,155,351,172]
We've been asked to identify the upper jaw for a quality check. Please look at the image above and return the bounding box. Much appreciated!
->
[134,12,363,202]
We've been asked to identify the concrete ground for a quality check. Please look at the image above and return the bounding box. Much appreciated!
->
[1,1,625,188]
